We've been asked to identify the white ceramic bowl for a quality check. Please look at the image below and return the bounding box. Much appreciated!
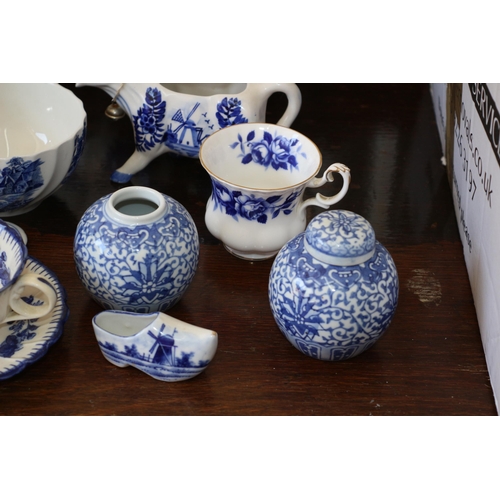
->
[0,83,86,216]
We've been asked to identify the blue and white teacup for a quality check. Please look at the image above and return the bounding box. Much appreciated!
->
[0,221,56,324]
[199,123,351,260]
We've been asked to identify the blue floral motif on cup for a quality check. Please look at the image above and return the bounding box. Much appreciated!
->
[0,157,45,212]
[133,87,166,152]
[0,251,10,287]
[211,178,301,225]
[230,129,306,171]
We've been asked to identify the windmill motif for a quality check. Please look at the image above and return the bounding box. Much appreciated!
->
[169,102,205,147]
[148,323,177,365]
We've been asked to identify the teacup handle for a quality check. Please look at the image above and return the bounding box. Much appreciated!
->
[248,83,302,127]
[299,163,351,213]
[2,273,57,324]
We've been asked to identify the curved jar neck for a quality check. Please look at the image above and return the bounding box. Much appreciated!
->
[104,186,168,226]
[304,238,375,266]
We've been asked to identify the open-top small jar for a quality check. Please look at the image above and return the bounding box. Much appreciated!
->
[74,186,199,312]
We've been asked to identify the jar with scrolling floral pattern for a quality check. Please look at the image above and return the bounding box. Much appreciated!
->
[269,210,398,361]
[74,186,199,313]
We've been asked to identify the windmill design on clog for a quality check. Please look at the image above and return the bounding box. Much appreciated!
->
[147,323,177,365]
[93,311,218,382]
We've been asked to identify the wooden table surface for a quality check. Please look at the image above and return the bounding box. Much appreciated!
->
[1,83,496,416]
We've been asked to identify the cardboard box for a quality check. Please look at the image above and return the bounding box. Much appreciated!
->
[430,83,464,183]
[433,83,500,412]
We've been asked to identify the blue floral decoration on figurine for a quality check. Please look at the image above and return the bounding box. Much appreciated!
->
[231,129,305,171]
[130,92,250,160]
[133,87,166,152]
[0,157,45,212]
[216,97,248,128]
[211,178,301,224]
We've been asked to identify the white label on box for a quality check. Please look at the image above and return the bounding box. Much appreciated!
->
[452,83,500,411]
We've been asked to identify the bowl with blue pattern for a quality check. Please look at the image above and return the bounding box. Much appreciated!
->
[269,210,399,361]
[0,83,86,216]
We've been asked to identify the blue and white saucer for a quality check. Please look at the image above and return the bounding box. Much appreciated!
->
[0,257,69,380]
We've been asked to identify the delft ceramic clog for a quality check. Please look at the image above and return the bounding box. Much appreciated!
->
[269,210,399,361]
[76,83,301,182]
[92,310,218,382]
[0,83,86,216]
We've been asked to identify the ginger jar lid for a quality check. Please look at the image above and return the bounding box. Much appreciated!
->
[304,210,376,266]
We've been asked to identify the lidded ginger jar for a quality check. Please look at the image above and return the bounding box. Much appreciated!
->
[269,210,398,361]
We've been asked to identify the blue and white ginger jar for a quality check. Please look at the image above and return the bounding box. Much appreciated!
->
[74,186,199,312]
[269,210,398,361]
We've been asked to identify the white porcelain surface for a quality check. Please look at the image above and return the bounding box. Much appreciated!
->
[0,256,69,380]
[0,83,86,216]
[0,220,56,323]
[93,310,217,382]
[76,83,301,182]
[199,123,350,260]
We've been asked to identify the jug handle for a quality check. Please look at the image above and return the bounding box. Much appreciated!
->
[247,83,302,127]
[299,163,351,213]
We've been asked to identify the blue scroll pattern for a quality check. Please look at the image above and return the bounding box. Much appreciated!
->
[74,194,199,312]
[269,236,399,361]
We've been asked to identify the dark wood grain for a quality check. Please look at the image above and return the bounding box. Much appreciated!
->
[0,83,495,415]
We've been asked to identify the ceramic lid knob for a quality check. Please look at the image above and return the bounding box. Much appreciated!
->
[304,210,376,266]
